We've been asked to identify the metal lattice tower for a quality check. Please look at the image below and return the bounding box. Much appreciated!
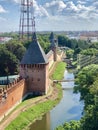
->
[19,0,35,40]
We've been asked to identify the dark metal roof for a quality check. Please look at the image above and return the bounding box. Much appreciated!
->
[21,32,48,64]
[50,32,57,48]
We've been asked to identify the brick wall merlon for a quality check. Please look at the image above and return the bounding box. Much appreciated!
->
[0,78,25,96]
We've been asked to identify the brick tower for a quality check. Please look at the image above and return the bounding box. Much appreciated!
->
[19,1,49,95]
[50,32,57,61]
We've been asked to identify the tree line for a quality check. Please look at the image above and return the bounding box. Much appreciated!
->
[56,64,98,130]
[56,35,98,129]
[1,32,98,76]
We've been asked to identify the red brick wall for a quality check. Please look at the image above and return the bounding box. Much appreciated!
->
[45,63,49,94]
[0,79,27,118]
[47,51,54,69]
[24,64,49,95]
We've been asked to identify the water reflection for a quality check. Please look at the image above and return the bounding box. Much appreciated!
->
[29,70,83,130]
[30,113,50,130]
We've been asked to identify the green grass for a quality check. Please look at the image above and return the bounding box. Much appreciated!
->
[5,62,66,130]
[52,62,66,80]
[5,84,62,130]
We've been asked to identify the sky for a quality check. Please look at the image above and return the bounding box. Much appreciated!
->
[0,0,98,32]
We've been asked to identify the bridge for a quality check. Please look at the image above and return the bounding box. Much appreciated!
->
[62,87,73,90]
[53,79,74,83]
[58,46,70,50]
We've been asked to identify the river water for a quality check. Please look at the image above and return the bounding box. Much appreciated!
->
[29,70,83,130]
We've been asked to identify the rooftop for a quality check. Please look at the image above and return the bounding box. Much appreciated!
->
[21,32,48,64]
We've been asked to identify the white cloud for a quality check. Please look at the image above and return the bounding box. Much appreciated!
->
[13,0,20,3]
[1,0,98,31]
[0,5,7,13]
[93,1,98,9]
[77,1,87,5]
[43,0,98,21]
[0,16,7,21]
[30,0,49,17]
[45,1,66,15]
[9,0,98,20]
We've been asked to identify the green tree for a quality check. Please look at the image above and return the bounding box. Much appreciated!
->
[89,42,98,49]
[56,121,81,130]
[80,48,98,56]
[6,39,26,61]
[66,49,74,59]
[0,46,19,76]
[38,34,50,53]
[74,64,98,102]
[81,104,98,130]
[78,39,89,49]
[58,35,69,47]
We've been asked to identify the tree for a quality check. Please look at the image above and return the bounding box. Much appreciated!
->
[77,39,89,49]
[58,35,69,47]
[89,42,98,49]
[81,104,98,130]
[5,39,26,61]
[0,46,19,76]
[74,64,98,101]
[80,48,98,56]
[38,34,50,53]
[56,121,81,130]
[66,49,74,59]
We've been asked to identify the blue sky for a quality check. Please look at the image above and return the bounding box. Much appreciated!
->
[0,0,98,32]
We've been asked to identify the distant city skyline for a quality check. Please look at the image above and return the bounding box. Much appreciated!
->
[0,0,98,32]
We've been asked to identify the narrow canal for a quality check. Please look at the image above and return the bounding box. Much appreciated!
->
[29,70,84,130]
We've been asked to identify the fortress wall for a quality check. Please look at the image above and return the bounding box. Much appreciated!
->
[22,64,49,95]
[45,63,49,94]
[0,48,63,122]
[57,51,64,61]
[0,78,27,121]
[47,50,54,69]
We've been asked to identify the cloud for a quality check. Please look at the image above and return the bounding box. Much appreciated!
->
[13,0,20,3]
[77,1,87,5]
[0,5,7,13]
[93,1,98,9]
[8,0,98,20]
[0,16,7,21]
[44,1,66,15]
[43,0,98,21]
[1,0,98,31]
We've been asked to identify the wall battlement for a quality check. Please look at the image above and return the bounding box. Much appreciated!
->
[0,77,25,103]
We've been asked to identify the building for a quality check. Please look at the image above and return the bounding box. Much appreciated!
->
[20,32,49,95]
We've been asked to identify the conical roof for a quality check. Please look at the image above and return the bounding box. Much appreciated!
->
[50,32,57,47]
[21,32,48,64]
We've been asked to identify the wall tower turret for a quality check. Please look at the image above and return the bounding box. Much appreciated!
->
[19,1,49,95]
[49,32,58,61]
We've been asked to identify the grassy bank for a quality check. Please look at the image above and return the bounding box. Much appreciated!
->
[5,62,66,130]
[52,62,66,80]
